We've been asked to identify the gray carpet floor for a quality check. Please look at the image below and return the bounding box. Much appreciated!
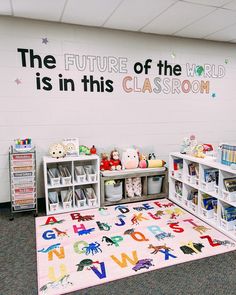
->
[1,205,236,295]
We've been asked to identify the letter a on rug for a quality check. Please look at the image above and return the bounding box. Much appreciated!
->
[36,199,236,294]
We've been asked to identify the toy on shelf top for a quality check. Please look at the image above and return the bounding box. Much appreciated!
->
[14,138,33,152]
[100,153,111,171]
[110,149,121,171]
[180,135,214,159]
[100,147,166,171]
[79,145,90,155]
[49,143,66,159]
[122,148,139,169]
[90,145,97,155]
[62,138,79,157]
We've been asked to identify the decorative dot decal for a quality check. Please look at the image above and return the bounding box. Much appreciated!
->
[195,65,204,76]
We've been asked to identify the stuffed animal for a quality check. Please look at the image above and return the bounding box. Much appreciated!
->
[192,144,205,158]
[122,148,139,169]
[110,149,122,171]
[100,153,111,171]
[139,154,147,161]
[148,153,156,160]
[139,159,166,168]
[79,145,90,155]
[49,143,66,159]
[180,137,191,154]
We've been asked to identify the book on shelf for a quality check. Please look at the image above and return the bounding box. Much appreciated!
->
[175,180,182,195]
[173,159,183,171]
[201,193,216,210]
[221,205,236,221]
[224,177,236,192]
[203,168,219,184]
[187,189,198,201]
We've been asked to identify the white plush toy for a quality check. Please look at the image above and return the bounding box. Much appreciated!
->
[122,148,139,169]
[49,143,66,159]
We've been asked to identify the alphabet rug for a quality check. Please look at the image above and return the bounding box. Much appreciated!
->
[36,199,236,295]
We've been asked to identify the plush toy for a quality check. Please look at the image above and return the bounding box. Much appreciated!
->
[139,159,166,168]
[148,153,156,160]
[79,145,90,155]
[105,180,116,186]
[139,154,147,161]
[192,144,205,158]
[122,148,139,169]
[90,145,97,155]
[110,149,122,171]
[180,137,191,154]
[100,153,111,171]
[49,143,66,159]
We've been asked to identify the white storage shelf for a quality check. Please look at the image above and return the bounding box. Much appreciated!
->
[43,155,100,215]
[169,152,236,241]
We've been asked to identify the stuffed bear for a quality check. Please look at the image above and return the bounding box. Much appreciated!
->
[100,153,111,171]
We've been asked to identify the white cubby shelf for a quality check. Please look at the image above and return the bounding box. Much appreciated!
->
[43,155,100,215]
[169,152,236,241]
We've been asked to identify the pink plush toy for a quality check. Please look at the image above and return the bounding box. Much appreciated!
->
[122,148,139,169]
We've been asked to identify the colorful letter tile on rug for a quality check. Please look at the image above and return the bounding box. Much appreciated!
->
[36,199,236,295]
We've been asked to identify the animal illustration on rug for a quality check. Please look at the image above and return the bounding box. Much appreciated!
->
[162,203,174,208]
[102,236,116,246]
[213,239,235,247]
[148,244,173,254]
[41,219,65,226]
[82,242,102,255]
[76,213,95,222]
[155,210,165,217]
[131,215,139,225]
[124,228,135,235]
[52,228,69,238]
[155,232,175,241]
[132,259,154,272]
[76,259,100,271]
[39,274,73,294]
[38,243,61,253]
[78,228,95,236]
[180,242,204,255]
[193,225,211,235]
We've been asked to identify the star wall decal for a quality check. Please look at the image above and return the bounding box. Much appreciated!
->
[42,37,49,44]
[14,78,21,85]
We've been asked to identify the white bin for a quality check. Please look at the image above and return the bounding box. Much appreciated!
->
[147,176,163,194]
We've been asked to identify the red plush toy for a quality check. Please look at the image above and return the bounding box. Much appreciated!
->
[110,149,122,171]
[100,153,111,171]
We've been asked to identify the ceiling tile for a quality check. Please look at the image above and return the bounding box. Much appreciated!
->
[176,8,236,38]
[12,0,66,21]
[183,0,231,7]
[62,0,122,26]
[103,0,176,31]
[223,0,236,10]
[141,1,215,35]
[206,23,236,41]
[0,0,12,15]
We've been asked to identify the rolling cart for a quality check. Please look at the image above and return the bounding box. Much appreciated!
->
[9,146,38,220]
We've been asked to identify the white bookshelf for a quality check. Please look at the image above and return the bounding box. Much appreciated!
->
[169,152,236,241]
[43,155,100,215]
